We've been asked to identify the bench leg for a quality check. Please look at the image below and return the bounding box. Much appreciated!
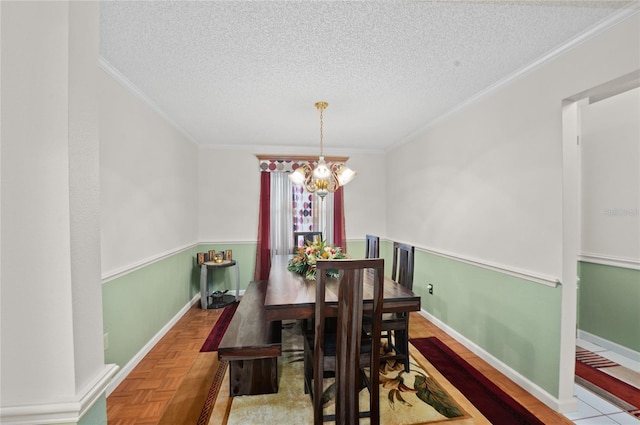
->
[228,358,278,396]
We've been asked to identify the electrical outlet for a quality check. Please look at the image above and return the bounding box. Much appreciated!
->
[104,333,109,350]
[428,284,433,295]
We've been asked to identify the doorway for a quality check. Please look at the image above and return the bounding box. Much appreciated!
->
[562,70,640,408]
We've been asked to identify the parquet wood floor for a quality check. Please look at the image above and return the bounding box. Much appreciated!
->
[106,305,573,424]
[106,305,224,425]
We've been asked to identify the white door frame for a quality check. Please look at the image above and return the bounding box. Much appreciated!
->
[559,99,581,411]
[559,70,639,411]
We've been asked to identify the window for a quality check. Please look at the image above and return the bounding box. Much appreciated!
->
[270,172,334,255]
[254,156,346,280]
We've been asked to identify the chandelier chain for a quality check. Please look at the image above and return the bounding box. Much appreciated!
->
[319,107,324,157]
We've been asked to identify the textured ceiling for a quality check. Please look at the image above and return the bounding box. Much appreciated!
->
[99,1,637,153]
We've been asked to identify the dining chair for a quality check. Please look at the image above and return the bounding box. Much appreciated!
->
[381,242,415,372]
[303,258,384,425]
[293,231,322,253]
[364,234,380,258]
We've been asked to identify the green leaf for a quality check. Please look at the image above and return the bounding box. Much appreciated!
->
[321,382,335,407]
[414,374,464,418]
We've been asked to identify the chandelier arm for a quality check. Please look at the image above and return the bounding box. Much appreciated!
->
[329,164,341,192]
[303,166,317,193]
[331,172,339,193]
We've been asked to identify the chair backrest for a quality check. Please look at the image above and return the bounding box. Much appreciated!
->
[391,242,415,290]
[293,231,322,252]
[314,258,384,425]
[364,234,380,258]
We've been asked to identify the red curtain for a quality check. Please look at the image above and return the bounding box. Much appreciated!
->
[333,186,346,252]
[254,171,271,281]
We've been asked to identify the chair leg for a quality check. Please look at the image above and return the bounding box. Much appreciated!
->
[303,344,311,395]
[369,367,380,425]
[385,329,393,349]
[313,373,324,425]
[398,315,411,372]
[387,317,411,373]
[402,330,410,372]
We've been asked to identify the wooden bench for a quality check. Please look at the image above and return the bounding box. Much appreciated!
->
[218,280,282,396]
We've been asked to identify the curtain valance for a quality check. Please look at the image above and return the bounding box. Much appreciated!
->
[256,155,349,173]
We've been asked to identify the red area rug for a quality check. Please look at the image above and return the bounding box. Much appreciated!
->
[411,336,545,425]
[575,348,640,418]
[199,301,239,352]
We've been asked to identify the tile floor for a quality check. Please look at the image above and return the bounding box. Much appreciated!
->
[563,338,640,425]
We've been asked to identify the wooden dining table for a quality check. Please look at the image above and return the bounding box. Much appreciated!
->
[264,254,421,322]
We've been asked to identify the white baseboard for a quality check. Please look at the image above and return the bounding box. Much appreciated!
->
[578,329,640,362]
[0,364,119,425]
[105,293,201,395]
[418,309,578,413]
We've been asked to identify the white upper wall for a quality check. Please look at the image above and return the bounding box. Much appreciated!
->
[98,11,639,279]
[198,148,260,242]
[197,148,386,242]
[385,13,640,279]
[340,152,387,240]
[2,1,115,415]
[580,87,640,263]
[99,69,199,276]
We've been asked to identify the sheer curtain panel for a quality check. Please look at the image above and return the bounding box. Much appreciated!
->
[270,172,294,256]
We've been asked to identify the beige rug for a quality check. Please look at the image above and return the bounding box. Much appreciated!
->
[209,322,490,425]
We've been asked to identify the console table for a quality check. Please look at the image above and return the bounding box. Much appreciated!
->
[199,260,240,309]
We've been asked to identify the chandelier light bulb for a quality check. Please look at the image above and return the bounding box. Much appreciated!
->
[313,157,331,179]
[289,167,306,185]
[337,165,356,186]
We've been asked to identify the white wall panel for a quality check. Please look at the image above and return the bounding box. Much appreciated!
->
[386,14,640,279]
[198,148,260,242]
[197,149,385,242]
[341,153,387,240]
[580,87,640,262]
[99,71,199,275]
[2,2,117,420]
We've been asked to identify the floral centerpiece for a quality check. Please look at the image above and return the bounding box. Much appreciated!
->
[287,237,346,280]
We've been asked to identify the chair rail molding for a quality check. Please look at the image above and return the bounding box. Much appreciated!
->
[101,241,198,283]
[411,242,560,287]
[579,252,640,270]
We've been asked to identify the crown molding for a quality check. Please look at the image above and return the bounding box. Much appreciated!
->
[387,6,640,153]
[199,143,385,155]
[99,57,200,147]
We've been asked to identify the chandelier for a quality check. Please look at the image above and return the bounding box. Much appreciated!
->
[288,101,356,198]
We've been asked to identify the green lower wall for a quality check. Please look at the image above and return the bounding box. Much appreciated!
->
[79,395,107,425]
[102,246,200,367]
[578,261,640,352]
[102,243,255,369]
[352,239,563,396]
[413,248,563,396]
[103,239,563,399]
